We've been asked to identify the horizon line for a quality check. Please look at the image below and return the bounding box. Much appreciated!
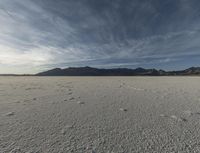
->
[0,66,199,76]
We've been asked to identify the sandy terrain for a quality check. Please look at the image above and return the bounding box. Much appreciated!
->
[1,77,200,153]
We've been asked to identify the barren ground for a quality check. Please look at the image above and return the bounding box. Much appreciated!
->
[1,77,200,153]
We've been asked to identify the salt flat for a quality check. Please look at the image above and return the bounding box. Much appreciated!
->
[1,77,200,153]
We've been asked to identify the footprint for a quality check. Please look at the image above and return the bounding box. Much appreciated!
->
[24,99,30,103]
[68,92,73,95]
[77,101,85,105]
[5,112,15,116]
[170,115,187,122]
[195,112,200,115]
[183,110,200,117]
[180,117,187,122]
[119,108,128,112]
[160,114,168,117]
[69,97,75,101]
[170,115,178,120]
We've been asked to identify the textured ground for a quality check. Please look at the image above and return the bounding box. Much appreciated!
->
[1,77,200,153]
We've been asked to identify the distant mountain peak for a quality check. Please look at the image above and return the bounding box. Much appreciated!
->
[35,66,200,76]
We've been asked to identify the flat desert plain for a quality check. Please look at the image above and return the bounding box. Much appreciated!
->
[1,77,200,153]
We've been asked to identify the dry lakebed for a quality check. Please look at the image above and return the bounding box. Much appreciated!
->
[1,77,200,152]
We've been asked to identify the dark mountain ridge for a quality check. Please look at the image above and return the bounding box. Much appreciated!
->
[36,66,200,76]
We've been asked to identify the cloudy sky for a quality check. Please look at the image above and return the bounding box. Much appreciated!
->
[0,0,200,74]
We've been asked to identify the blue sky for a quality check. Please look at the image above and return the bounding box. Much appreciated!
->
[0,0,200,74]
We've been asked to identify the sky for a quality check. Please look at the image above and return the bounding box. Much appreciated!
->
[0,0,200,74]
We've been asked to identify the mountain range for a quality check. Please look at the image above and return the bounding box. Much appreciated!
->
[35,66,200,76]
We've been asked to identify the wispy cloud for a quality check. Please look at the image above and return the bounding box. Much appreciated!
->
[0,0,200,73]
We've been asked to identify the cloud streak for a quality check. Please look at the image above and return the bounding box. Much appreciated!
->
[0,0,200,73]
